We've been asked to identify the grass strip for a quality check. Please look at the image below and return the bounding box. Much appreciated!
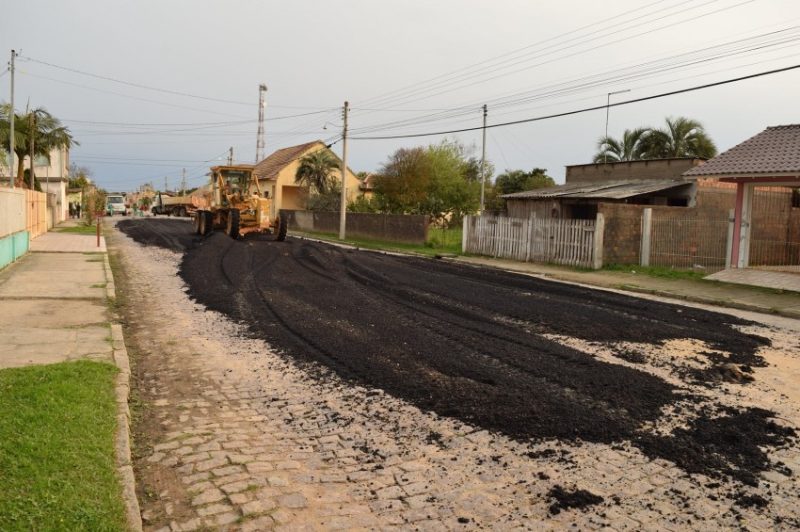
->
[0,360,125,531]
[292,226,462,257]
[53,224,100,235]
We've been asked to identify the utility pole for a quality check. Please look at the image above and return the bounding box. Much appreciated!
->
[8,50,16,188]
[338,101,349,240]
[256,84,267,163]
[164,176,168,193]
[604,89,630,164]
[29,113,35,190]
[181,168,186,196]
[228,147,234,165]
[479,104,488,212]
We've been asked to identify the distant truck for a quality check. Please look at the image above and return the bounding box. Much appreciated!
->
[106,194,129,216]
[151,192,207,217]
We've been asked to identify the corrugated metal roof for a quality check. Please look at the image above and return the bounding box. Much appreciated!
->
[502,179,691,200]
[683,124,800,177]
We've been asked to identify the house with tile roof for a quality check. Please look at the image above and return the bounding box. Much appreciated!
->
[683,124,800,269]
[253,140,361,217]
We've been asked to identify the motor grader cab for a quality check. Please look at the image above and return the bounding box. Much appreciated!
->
[193,164,287,240]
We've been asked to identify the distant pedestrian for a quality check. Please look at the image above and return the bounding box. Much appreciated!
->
[69,203,75,219]
[75,203,81,218]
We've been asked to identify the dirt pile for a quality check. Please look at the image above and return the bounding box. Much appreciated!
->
[118,219,795,487]
[547,486,604,515]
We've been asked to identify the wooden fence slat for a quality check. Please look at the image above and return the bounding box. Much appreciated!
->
[463,214,599,268]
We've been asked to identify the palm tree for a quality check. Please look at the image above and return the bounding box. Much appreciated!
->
[638,116,717,159]
[0,104,77,188]
[294,149,339,194]
[593,128,648,163]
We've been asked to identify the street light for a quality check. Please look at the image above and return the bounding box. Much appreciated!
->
[604,89,631,164]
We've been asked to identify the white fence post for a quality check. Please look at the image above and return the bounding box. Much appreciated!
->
[462,215,469,254]
[593,213,605,270]
[640,208,652,267]
[725,208,734,269]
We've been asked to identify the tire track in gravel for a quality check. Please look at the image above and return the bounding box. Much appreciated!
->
[119,219,796,487]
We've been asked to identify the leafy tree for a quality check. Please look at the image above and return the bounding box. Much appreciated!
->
[464,155,495,184]
[295,149,339,194]
[348,195,379,213]
[638,116,717,159]
[494,168,554,196]
[373,140,482,226]
[594,128,648,163]
[82,188,107,225]
[0,104,78,188]
[306,182,341,211]
[68,163,92,189]
[488,168,555,211]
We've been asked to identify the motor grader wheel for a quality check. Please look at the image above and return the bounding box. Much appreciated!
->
[276,211,288,241]
[203,211,215,235]
[194,211,202,234]
[226,209,240,239]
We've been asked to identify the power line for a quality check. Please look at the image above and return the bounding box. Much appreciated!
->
[351,0,739,112]
[18,70,252,119]
[357,0,754,112]
[348,27,800,136]
[350,64,800,140]
[19,55,338,110]
[353,0,676,108]
[21,55,249,106]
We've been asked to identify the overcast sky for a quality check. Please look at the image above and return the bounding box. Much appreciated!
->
[2,0,800,191]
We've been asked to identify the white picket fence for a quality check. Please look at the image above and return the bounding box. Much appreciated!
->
[463,214,604,269]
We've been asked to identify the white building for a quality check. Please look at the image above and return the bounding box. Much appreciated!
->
[0,146,70,224]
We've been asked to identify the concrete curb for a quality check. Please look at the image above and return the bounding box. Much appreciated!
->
[106,261,143,531]
[104,254,116,302]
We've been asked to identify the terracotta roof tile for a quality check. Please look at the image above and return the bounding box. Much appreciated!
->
[683,124,800,177]
[254,140,325,180]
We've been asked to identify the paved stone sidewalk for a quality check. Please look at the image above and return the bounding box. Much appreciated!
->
[115,227,800,531]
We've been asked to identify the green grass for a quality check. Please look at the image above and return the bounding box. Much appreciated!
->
[292,226,463,257]
[0,360,126,531]
[601,263,709,280]
[53,224,100,235]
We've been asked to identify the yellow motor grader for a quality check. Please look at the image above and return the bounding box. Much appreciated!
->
[193,164,287,240]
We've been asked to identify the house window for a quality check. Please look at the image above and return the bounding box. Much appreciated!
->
[34,155,49,167]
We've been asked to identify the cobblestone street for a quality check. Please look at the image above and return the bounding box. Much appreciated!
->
[112,226,800,531]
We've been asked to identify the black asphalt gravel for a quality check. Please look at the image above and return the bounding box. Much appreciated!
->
[119,218,796,486]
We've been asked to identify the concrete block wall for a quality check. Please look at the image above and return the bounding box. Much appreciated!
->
[0,188,30,270]
[283,210,429,245]
[566,158,704,183]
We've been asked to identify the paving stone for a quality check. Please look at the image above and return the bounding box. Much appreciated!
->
[191,488,225,506]
[204,511,239,527]
[242,497,277,516]
[277,492,307,509]
[221,478,264,494]
[376,485,406,500]
[240,515,276,531]
[246,461,275,474]
[196,502,235,517]
[194,456,229,472]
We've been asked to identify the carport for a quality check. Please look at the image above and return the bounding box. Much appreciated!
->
[683,125,800,290]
